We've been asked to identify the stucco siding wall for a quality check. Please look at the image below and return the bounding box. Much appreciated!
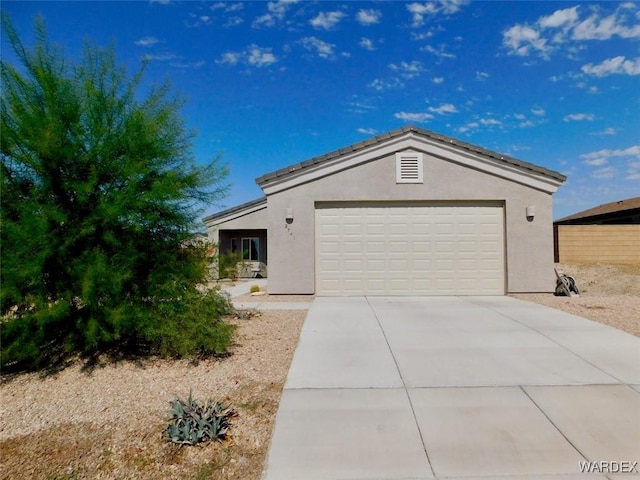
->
[267,151,556,294]
[557,225,640,264]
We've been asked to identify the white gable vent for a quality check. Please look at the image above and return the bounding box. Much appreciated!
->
[396,151,424,183]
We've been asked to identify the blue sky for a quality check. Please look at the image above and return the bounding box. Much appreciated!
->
[3,1,639,220]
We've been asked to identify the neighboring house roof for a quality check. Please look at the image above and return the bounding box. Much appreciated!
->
[203,196,266,225]
[555,196,640,225]
[256,125,566,191]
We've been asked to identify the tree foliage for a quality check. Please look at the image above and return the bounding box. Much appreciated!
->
[1,14,231,372]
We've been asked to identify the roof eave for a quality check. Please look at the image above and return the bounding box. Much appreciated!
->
[256,126,566,195]
[203,197,267,226]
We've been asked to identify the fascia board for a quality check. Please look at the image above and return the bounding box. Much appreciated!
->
[260,133,564,195]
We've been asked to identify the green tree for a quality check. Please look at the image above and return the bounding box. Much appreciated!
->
[1,14,232,371]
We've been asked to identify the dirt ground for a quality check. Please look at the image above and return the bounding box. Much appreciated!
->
[512,263,640,337]
[1,263,637,479]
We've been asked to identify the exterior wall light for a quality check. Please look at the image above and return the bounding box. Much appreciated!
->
[285,208,294,224]
[526,205,535,222]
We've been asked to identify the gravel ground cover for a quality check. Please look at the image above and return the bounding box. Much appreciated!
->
[0,309,306,480]
[1,263,637,479]
[512,263,640,338]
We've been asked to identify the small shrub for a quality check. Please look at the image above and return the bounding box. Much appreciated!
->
[250,284,260,293]
[167,391,235,446]
[218,252,243,279]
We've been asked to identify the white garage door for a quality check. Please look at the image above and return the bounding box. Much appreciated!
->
[315,204,504,296]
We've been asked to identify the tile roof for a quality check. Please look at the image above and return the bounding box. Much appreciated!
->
[203,196,266,224]
[256,125,566,186]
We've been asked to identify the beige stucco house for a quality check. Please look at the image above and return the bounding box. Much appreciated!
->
[204,126,566,295]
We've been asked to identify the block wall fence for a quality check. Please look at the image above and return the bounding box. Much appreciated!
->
[554,225,640,264]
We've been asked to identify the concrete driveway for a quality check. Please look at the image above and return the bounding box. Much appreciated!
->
[261,296,640,480]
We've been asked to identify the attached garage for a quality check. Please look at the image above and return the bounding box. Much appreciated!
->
[315,203,504,296]
[206,126,566,295]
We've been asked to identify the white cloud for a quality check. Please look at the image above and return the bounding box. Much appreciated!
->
[563,113,595,122]
[581,145,640,161]
[407,2,439,27]
[503,4,640,59]
[581,56,640,77]
[581,145,640,177]
[480,118,502,127]
[531,108,546,116]
[584,157,608,166]
[457,121,479,133]
[389,60,424,79]
[476,71,489,81]
[247,45,277,66]
[170,60,205,69]
[211,2,243,12]
[539,6,579,29]
[572,11,640,40]
[394,111,434,123]
[357,9,382,25]
[421,44,456,60]
[406,1,468,27]
[357,127,378,135]
[300,37,336,59]
[591,127,616,136]
[186,13,214,28]
[502,24,550,57]
[217,51,240,65]
[135,36,160,47]
[627,160,640,180]
[217,45,277,67]
[359,37,376,51]
[142,53,177,61]
[428,103,458,114]
[432,77,444,84]
[369,77,404,91]
[347,100,377,114]
[253,0,298,27]
[591,166,616,179]
[310,11,346,30]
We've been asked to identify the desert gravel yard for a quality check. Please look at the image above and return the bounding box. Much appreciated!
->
[0,309,306,480]
[1,263,638,479]
[513,263,640,337]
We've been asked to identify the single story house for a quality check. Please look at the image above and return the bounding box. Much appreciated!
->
[554,196,640,264]
[204,126,566,295]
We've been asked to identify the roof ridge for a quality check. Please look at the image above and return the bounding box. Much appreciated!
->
[255,125,566,186]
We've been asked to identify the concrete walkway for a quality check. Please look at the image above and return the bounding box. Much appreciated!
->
[262,296,640,480]
[221,278,268,298]
[221,279,311,310]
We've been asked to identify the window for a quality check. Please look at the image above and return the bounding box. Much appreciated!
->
[230,238,238,254]
[396,151,424,183]
[241,237,259,261]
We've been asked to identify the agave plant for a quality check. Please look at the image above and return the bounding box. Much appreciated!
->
[166,391,234,446]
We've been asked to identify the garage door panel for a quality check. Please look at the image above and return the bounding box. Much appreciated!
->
[316,205,504,296]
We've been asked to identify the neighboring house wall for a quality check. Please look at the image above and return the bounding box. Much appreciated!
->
[556,225,640,264]
[266,149,555,294]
